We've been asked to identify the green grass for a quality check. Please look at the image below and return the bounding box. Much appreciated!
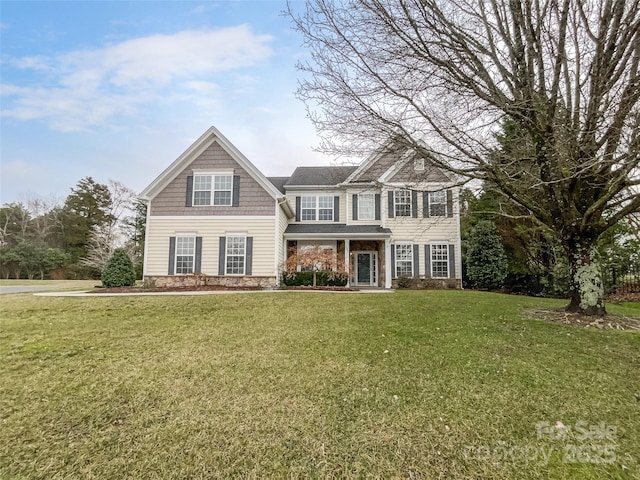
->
[1,291,638,479]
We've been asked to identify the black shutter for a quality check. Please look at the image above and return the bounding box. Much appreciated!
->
[446,190,453,217]
[245,237,253,275]
[413,244,420,277]
[423,192,430,218]
[232,175,240,207]
[374,194,381,220]
[411,191,418,218]
[218,237,226,275]
[334,196,340,222]
[295,196,301,222]
[194,237,202,273]
[186,176,193,207]
[390,244,396,278]
[448,244,455,278]
[388,191,394,218]
[352,194,358,220]
[425,245,431,278]
[168,237,176,275]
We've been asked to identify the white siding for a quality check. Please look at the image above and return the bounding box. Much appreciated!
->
[286,190,347,224]
[277,204,290,271]
[145,216,276,276]
[384,187,462,278]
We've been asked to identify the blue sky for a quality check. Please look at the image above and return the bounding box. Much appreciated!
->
[1,0,333,204]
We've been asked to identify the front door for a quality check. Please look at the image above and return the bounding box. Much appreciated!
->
[355,252,377,286]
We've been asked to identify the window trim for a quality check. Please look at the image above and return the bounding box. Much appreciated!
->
[300,195,334,222]
[429,191,447,217]
[357,193,375,221]
[414,158,425,171]
[225,234,246,276]
[192,171,234,206]
[431,242,449,278]
[394,189,412,217]
[175,234,196,275]
[395,243,413,277]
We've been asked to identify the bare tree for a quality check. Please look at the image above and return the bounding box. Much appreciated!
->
[288,0,640,315]
[283,245,348,286]
[80,180,137,271]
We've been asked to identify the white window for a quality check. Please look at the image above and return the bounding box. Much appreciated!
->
[431,243,449,278]
[226,236,246,275]
[414,158,425,171]
[213,175,233,205]
[394,190,412,217]
[318,196,334,221]
[193,175,212,206]
[175,236,195,274]
[429,191,447,217]
[301,196,334,221]
[395,244,413,277]
[358,193,375,220]
[301,196,317,220]
[193,174,233,206]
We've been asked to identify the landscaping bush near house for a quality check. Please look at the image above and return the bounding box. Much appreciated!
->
[281,270,348,287]
[396,276,459,289]
[101,249,136,288]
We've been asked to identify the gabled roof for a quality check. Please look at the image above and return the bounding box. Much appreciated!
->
[140,126,284,201]
[344,142,454,184]
[284,166,358,187]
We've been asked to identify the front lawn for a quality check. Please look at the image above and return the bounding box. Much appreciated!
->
[1,291,638,479]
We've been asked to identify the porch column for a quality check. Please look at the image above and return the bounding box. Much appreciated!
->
[344,239,350,287]
[384,239,392,289]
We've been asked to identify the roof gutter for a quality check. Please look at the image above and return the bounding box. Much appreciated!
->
[278,197,295,219]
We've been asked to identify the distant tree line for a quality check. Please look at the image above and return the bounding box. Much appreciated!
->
[0,177,146,280]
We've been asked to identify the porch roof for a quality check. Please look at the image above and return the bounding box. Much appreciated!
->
[284,224,392,239]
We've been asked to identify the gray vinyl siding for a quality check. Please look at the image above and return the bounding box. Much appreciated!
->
[388,160,451,183]
[150,141,275,216]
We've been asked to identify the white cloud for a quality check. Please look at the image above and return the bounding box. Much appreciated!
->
[1,25,273,131]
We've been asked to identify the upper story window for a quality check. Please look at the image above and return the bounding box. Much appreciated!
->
[175,235,195,274]
[358,193,375,220]
[414,158,425,171]
[193,174,233,206]
[394,190,412,217]
[429,191,447,216]
[301,195,334,221]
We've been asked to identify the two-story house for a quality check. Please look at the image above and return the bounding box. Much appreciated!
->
[140,126,462,289]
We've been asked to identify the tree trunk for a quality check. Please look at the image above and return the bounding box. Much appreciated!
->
[565,242,606,316]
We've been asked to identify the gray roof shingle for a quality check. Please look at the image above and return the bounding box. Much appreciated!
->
[284,166,358,186]
[284,224,392,236]
[267,177,289,194]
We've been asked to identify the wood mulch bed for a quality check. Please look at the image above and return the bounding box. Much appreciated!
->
[92,285,357,294]
[524,307,640,331]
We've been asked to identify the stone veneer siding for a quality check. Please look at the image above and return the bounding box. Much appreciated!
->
[146,275,277,288]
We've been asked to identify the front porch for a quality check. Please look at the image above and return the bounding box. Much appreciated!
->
[283,224,394,288]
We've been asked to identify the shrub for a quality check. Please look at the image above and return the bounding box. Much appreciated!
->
[466,221,508,290]
[281,270,348,287]
[101,249,136,288]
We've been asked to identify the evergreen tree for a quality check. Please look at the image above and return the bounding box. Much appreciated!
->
[467,221,508,290]
[101,249,136,288]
